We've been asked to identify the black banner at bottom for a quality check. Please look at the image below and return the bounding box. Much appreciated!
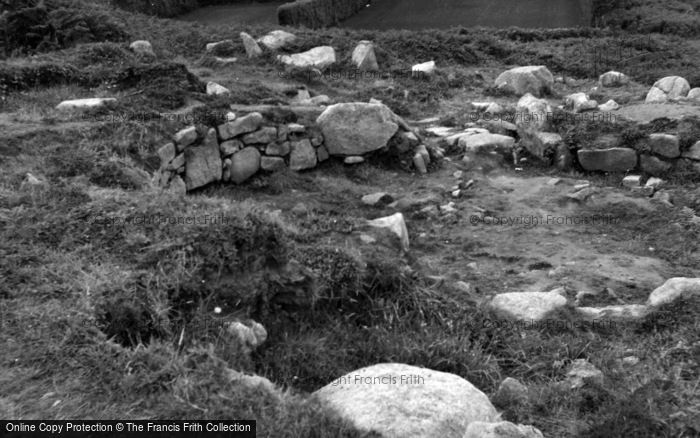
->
[1,421,255,438]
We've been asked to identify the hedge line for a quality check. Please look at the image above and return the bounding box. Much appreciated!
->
[277,0,367,29]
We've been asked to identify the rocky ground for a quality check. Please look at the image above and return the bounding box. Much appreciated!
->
[1,1,700,437]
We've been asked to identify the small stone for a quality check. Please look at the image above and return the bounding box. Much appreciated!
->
[222,158,232,182]
[316,145,330,162]
[687,88,700,101]
[640,154,672,176]
[289,139,317,171]
[416,144,430,165]
[440,202,457,214]
[55,98,116,111]
[310,135,323,147]
[230,147,261,184]
[682,141,700,161]
[367,213,409,252]
[412,60,436,76]
[260,156,286,172]
[598,99,620,112]
[129,40,154,56]
[645,177,664,189]
[631,186,654,196]
[240,32,262,58]
[599,71,629,87]
[167,175,187,196]
[173,126,198,149]
[206,81,230,96]
[622,175,641,188]
[413,153,427,174]
[485,102,504,114]
[167,153,185,171]
[576,304,648,321]
[352,40,379,71]
[362,192,394,207]
[647,133,680,158]
[257,30,296,51]
[577,148,637,172]
[652,190,673,207]
[276,124,289,141]
[157,143,176,168]
[206,39,235,54]
[454,281,472,294]
[278,46,336,70]
[220,139,243,156]
[287,123,306,133]
[241,127,277,145]
[567,187,596,203]
[310,95,331,106]
[622,356,640,366]
[184,141,222,190]
[227,320,267,352]
[490,290,568,321]
[492,377,529,408]
[19,172,46,191]
[266,141,291,156]
[226,112,237,122]
[565,92,598,113]
[218,112,264,140]
[566,359,604,389]
[464,421,544,438]
[451,190,461,198]
[203,127,218,149]
[214,57,237,65]
[453,170,464,179]
[419,205,439,216]
[647,277,700,307]
[344,156,365,165]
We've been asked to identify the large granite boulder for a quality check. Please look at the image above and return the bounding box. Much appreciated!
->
[645,76,691,103]
[317,103,399,156]
[495,66,553,97]
[313,363,499,438]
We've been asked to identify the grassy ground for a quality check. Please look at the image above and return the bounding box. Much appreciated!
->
[1,1,700,437]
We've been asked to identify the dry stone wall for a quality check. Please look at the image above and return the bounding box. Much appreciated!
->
[154,103,422,193]
[277,0,367,28]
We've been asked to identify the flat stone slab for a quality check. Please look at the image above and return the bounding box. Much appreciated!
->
[490,290,567,321]
[56,98,116,110]
[578,148,637,172]
[616,103,700,124]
